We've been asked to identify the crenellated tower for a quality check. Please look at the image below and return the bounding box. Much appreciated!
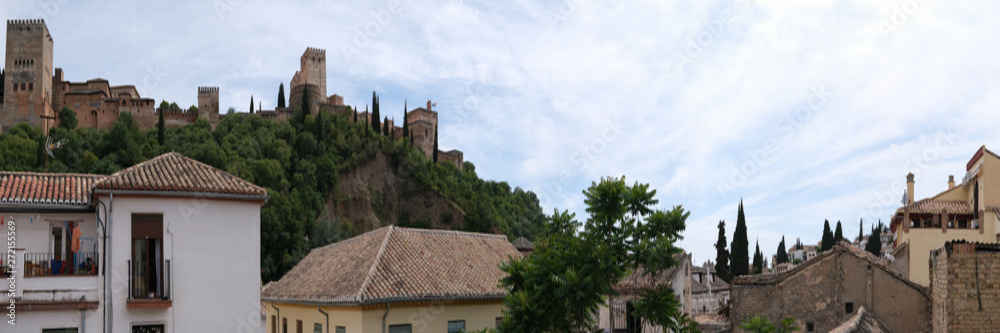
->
[2,19,54,133]
[197,86,220,122]
[297,47,326,99]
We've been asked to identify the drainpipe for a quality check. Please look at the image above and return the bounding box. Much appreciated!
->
[81,308,86,333]
[382,302,391,333]
[106,193,114,333]
[318,306,329,333]
[96,200,107,333]
[271,303,280,332]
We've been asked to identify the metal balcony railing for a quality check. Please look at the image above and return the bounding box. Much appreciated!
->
[23,252,98,277]
[128,259,171,300]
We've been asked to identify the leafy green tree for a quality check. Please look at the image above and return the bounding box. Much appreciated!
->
[821,220,834,252]
[776,236,788,264]
[752,241,763,274]
[277,83,286,109]
[58,106,78,130]
[865,221,882,257]
[715,220,730,282]
[500,177,689,332]
[834,220,843,243]
[740,316,800,333]
[730,200,749,278]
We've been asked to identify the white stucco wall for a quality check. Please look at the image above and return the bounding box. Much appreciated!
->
[98,194,263,333]
[8,308,101,333]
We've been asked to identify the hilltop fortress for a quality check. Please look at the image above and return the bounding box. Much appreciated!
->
[0,19,462,166]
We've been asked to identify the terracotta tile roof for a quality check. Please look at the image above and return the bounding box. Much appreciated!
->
[94,152,266,198]
[262,226,521,304]
[0,172,106,207]
[617,252,689,293]
[512,236,534,251]
[830,306,889,333]
[894,198,971,215]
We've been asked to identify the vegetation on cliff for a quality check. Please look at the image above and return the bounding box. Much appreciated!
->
[0,107,546,282]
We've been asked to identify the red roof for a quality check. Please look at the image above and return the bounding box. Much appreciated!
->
[94,152,267,198]
[0,172,106,207]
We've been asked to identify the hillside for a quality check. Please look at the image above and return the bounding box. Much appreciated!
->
[0,106,547,282]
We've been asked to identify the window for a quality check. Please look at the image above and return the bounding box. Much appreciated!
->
[845,302,854,314]
[43,329,79,333]
[447,320,466,333]
[336,326,346,333]
[806,322,814,332]
[313,323,322,333]
[131,324,165,333]
[132,214,163,299]
[29,82,33,90]
[21,82,25,90]
[496,317,502,328]
[283,318,287,333]
[297,320,303,333]
[387,324,412,333]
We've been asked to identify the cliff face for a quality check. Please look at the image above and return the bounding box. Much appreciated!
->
[326,151,464,232]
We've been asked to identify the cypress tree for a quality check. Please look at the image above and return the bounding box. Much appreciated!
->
[714,220,730,282]
[250,95,254,114]
[834,220,844,244]
[382,116,389,136]
[865,221,883,257]
[1,69,4,103]
[752,241,763,274]
[858,219,864,243]
[433,126,439,163]
[157,107,165,145]
[277,83,286,108]
[730,200,749,278]
[776,236,788,264]
[821,220,834,252]
[371,92,381,134]
[353,106,358,123]
[402,101,409,140]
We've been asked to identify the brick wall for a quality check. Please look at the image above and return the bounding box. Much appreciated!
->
[931,244,1000,332]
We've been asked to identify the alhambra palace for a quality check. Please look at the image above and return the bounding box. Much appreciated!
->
[0,19,463,166]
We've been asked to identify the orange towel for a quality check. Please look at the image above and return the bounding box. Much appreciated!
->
[72,225,82,252]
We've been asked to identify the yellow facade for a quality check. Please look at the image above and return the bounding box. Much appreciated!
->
[264,300,503,333]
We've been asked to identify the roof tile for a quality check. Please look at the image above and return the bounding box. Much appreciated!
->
[0,172,105,207]
[94,152,266,197]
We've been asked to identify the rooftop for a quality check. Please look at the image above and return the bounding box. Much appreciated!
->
[0,172,105,209]
[94,152,267,198]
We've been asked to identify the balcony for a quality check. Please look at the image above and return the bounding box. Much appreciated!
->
[127,259,172,308]
[23,252,99,277]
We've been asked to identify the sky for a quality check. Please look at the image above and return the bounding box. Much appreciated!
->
[3,0,1000,265]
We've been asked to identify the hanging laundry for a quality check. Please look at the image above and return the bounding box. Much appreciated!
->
[72,224,82,252]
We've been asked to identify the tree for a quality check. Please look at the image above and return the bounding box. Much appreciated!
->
[1,69,5,103]
[432,125,439,163]
[250,95,255,114]
[371,92,380,134]
[353,106,358,123]
[865,221,883,257]
[157,106,165,145]
[740,316,800,333]
[730,200,749,278]
[57,106,77,130]
[752,241,763,274]
[277,83,286,109]
[500,177,690,332]
[715,220,730,282]
[820,220,834,252]
[382,116,389,136]
[858,219,864,243]
[776,236,788,264]
[834,220,844,243]
[402,101,409,140]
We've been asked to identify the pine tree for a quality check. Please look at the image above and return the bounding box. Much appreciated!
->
[752,241,763,274]
[402,101,409,140]
[776,236,788,264]
[821,220,834,252]
[834,220,844,244]
[277,83,286,109]
[371,92,381,134]
[433,125,439,163]
[730,200,750,278]
[250,95,254,114]
[714,220,730,282]
[865,221,883,257]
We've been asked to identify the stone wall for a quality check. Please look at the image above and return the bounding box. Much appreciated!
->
[3,19,55,132]
[931,243,1000,332]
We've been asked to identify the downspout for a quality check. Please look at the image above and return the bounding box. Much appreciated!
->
[382,302,391,333]
[317,306,329,333]
[271,303,280,332]
[96,200,107,333]
[81,308,86,333]
[166,219,176,331]
[106,193,114,333]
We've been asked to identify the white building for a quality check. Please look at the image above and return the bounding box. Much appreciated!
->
[2,152,267,333]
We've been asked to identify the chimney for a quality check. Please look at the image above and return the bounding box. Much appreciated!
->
[948,175,955,189]
[906,173,915,204]
[426,100,432,111]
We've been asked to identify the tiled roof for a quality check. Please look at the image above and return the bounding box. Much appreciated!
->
[94,152,267,198]
[617,252,688,293]
[0,172,106,207]
[830,306,889,333]
[262,226,520,304]
[512,236,534,250]
[894,198,971,215]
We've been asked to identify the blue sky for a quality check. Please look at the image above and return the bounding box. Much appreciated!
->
[4,0,999,264]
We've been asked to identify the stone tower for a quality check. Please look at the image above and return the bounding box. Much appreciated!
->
[2,19,54,133]
[197,86,219,122]
[297,47,326,100]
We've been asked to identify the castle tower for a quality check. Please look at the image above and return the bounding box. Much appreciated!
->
[197,86,219,122]
[2,19,55,133]
[298,47,326,100]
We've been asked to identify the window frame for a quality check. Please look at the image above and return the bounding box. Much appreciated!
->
[447,320,466,333]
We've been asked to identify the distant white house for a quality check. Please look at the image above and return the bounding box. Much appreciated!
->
[1,152,268,333]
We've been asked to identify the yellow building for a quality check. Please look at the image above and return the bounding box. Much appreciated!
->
[262,226,519,333]
[890,145,1000,286]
